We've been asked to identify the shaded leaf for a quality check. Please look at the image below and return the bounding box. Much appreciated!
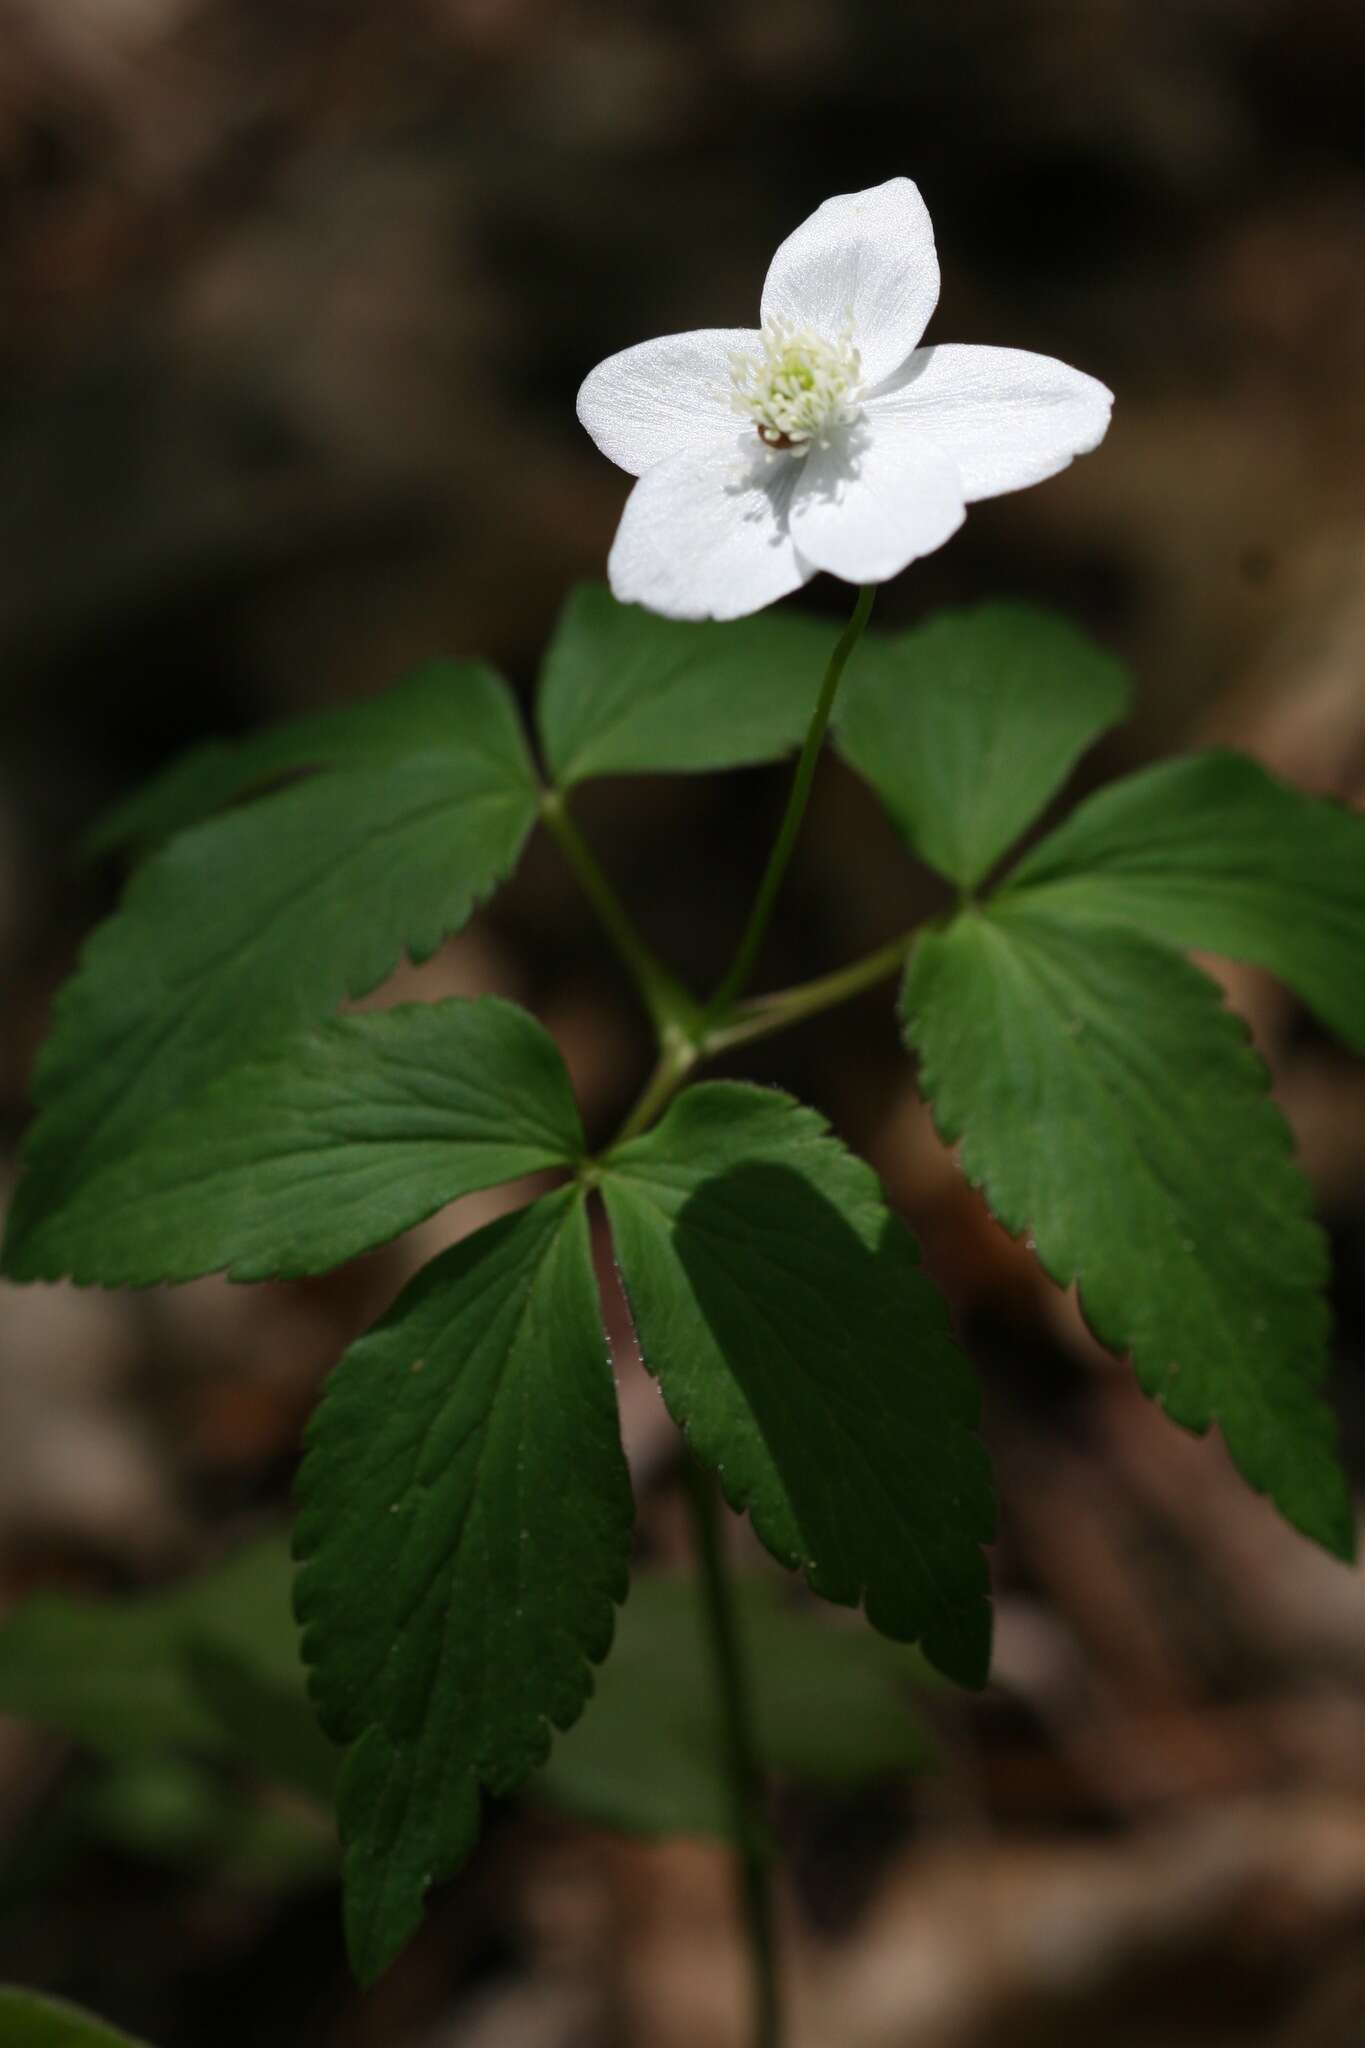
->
[182,1642,339,1809]
[1004,749,1365,1052]
[537,582,843,786]
[537,1572,932,1838]
[0,1989,153,2048]
[86,660,522,858]
[0,1536,302,1758]
[836,603,1128,889]
[904,902,1352,1556]
[602,1086,994,1688]
[77,1754,334,1888]
[8,998,582,1285]
[294,1188,632,1984]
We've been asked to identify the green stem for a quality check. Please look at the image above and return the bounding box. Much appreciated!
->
[684,1457,780,2048]
[706,929,916,1053]
[707,584,876,1020]
[610,1033,697,1148]
[540,790,702,1038]
[604,926,918,1154]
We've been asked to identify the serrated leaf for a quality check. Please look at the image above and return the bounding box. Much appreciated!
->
[0,1989,153,2048]
[536,1573,932,1838]
[294,1187,633,1984]
[537,582,843,787]
[1003,749,1365,1052]
[7,998,582,1285]
[3,735,538,1267]
[602,1086,994,1688]
[0,1535,302,1758]
[86,660,521,858]
[903,903,1353,1556]
[836,603,1129,890]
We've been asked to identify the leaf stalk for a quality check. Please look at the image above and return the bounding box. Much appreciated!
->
[539,789,704,1039]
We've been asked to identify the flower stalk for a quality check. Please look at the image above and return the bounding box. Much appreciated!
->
[601,588,898,1153]
[706,583,876,1020]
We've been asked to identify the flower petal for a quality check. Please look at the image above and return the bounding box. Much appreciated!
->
[788,423,965,584]
[607,436,811,621]
[577,329,758,478]
[760,180,939,389]
[865,343,1113,501]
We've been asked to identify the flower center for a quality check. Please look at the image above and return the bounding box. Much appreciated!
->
[729,320,864,454]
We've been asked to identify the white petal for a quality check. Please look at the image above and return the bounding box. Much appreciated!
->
[577,328,758,478]
[788,423,965,584]
[865,343,1113,501]
[760,180,939,389]
[608,436,811,621]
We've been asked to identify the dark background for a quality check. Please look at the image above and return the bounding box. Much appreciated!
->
[2,3,1365,2043]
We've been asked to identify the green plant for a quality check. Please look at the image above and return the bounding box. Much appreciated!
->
[3,175,1362,2048]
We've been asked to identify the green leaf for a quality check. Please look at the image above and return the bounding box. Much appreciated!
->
[903,903,1353,1556]
[294,1187,633,1985]
[0,1989,153,2048]
[537,582,844,787]
[7,998,582,1285]
[0,1532,338,1810]
[0,1536,303,1758]
[602,1086,994,1688]
[70,1753,335,1892]
[86,660,521,858]
[1003,749,1365,1053]
[3,719,538,1267]
[836,603,1129,890]
[75,1752,334,1887]
[536,1573,932,1838]
[182,1641,339,1808]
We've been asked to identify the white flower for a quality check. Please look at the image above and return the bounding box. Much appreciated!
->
[577,179,1113,622]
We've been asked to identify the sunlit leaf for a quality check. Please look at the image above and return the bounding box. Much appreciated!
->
[3,711,538,1268]
[837,603,1128,889]
[905,901,1353,1556]
[538,582,844,786]
[8,998,582,1285]
[1004,749,1365,1052]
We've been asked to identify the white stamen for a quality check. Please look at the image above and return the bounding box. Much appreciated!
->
[728,318,864,455]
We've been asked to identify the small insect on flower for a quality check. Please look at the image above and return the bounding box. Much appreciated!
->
[577,178,1113,621]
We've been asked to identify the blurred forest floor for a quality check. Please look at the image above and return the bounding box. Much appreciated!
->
[2,2,1365,2043]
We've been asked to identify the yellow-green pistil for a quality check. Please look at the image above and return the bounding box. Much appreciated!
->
[729,320,865,453]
